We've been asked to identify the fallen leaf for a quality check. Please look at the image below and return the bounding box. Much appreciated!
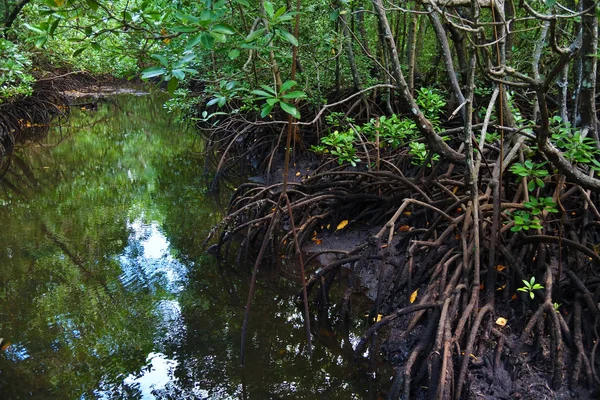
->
[398,225,411,232]
[312,238,322,245]
[496,265,507,271]
[295,172,301,176]
[452,186,458,194]
[403,211,411,216]
[479,283,485,290]
[410,289,418,303]
[336,220,349,230]
[496,284,506,291]
[376,314,384,322]
[326,224,331,229]
[380,244,388,249]
[511,294,517,300]
[312,231,317,237]
[495,317,507,327]
[469,354,478,360]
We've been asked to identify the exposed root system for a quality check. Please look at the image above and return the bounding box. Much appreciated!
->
[206,112,600,398]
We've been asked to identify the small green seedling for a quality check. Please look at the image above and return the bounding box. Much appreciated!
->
[553,302,561,313]
[517,277,544,299]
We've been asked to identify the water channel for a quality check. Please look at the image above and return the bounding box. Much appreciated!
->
[0,91,373,399]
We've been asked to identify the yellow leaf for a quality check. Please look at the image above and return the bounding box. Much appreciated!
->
[469,354,478,360]
[376,314,384,322]
[409,289,418,304]
[326,224,330,229]
[452,186,458,194]
[496,265,507,271]
[403,211,411,216]
[295,172,301,176]
[496,284,506,291]
[495,317,507,327]
[336,220,349,230]
[398,225,411,232]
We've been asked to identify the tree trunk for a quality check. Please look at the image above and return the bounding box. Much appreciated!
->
[579,0,598,140]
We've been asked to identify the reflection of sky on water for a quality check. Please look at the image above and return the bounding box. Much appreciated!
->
[108,218,186,398]
[119,218,186,294]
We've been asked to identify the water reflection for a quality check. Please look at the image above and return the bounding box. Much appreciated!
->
[0,91,374,399]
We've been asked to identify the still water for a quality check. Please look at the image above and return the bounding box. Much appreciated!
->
[0,92,370,399]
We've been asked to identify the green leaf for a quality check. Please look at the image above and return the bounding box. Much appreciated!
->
[200,32,214,49]
[211,24,235,35]
[259,84,277,95]
[86,0,99,11]
[266,98,278,106]
[280,80,297,92]
[530,292,534,299]
[141,66,166,79]
[172,69,185,80]
[23,23,46,35]
[167,77,178,93]
[172,26,198,33]
[280,101,300,118]
[234,0,250,6]
[264,1,274,19]
[250,89,274,98]
[281,91,306,99]
[260,103,274,118]
[275,6,287,19]
[228,49,240,60]
[276,29,298,46]
[35,37,47,48]
[186,34,203,50]
[48,19,60,37]
[72,47,87,57]
[152,54,169,67]
[245,28,267,42]
[528,180,535,192]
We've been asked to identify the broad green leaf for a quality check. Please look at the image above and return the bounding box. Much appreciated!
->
[23,23,46,34]
[274,6,287,19]
[48,19,60,37]
[228,49,240,59]
[211,24,235,35]
[260,103,274,118]
[200,32,214,49]
[245,28,266,42]
[35,37,47,48]
[217,97,226,107]
[250,89,274,98]
[280,80,296,92]
[172,69,185,81]
[234,0,250,5]
[259,84,277,95]
[281,91,305,99]
[266,98,278,106]
[72,47,87,57]
[186,34,203,50]
[151,54,169,67]
[86,0,99,11]
[200,9,212,21]
[264,1,274,19]
[276,29,298,46]
[141,66,166,79]
[172,26,197,33]
[280,101,300,118]
[210,31,227,43]
[167,77,178,93]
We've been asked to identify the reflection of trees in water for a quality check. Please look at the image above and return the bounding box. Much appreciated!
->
[0,93,187,399]
[0,92,381,399]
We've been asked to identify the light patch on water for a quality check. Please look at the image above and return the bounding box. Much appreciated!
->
[123,352,178,399]
[119,218,186,294]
